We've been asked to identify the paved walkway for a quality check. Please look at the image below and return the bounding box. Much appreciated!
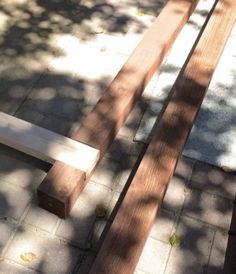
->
[0,0,235,273]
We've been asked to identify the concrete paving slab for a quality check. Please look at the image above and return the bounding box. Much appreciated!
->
[135,0,236,171]
[118,101,147,140]
[0,144,48,190]
[0,260,39,274]
[14,107,45,127]
[90,219,108,252]
[76,251,96,274]
[107,134,144,162]
[0,180,32,221]
[136,237,170,274]
[190,161,236,201]
[91,157,118,189]
[150,209,177,243]
[0,222,15,254]
[86,33,138,56]
[0,1,235,273]
[135,269,148,274]
[164,216,215,274]
[223,203,236,274]
[102,135,144,192]
[183,50,236,170]
[23,202,59,234]
[114,167,134,193]
[38,114,75,136]
[20,94,85,123]
[162,157,195,213]
[182,188,233,230]
[5,228,83,274]
[135,0,215,142]
[105,191,121,222]
[207,230,229,274]
[48,39,127,81]
[56,181,112,248]
[110,156,142,193]
[70,0,159,40]
[15,106,75,136]
[0,75,41,116]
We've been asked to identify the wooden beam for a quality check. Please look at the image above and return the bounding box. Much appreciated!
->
[0,112,99,173]
[89,0,236,273]
[37,0,200,218]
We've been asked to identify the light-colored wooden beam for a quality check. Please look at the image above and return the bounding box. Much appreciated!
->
[0,112,99,173]
[37,0,200,218]
[89,0,236,273]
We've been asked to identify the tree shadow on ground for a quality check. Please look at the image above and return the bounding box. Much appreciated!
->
[81,9,236,271]
[0,0,167,272]
[1,0,235,273]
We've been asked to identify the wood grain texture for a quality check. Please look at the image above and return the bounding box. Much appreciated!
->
[89,0,236,273]
[37,0,200,218]
[0,112,99,172]
[38,161,85,218]
[73,0,200,156]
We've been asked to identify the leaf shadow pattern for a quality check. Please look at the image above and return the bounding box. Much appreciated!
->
[0,0,167,273]
[0,0,235,274]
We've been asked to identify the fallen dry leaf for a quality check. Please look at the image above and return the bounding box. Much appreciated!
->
[94,27,104,34]
[136,9,144,16]
[169,234,181,247]
[20,252,37,262]
[100,46,107,52]
[83,0,93,8]
[95,204,107,218]
[122,27,129,34]
[222,165,232,172]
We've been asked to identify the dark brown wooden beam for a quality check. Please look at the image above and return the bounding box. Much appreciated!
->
[37,0,200,218]
[88,0,236,272]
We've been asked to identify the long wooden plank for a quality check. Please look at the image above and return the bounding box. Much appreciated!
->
[37,0,200,218]
[0,112,99,172]
[89,0,236,273]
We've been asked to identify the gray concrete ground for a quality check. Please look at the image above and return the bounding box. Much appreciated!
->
[0,0,235,274]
